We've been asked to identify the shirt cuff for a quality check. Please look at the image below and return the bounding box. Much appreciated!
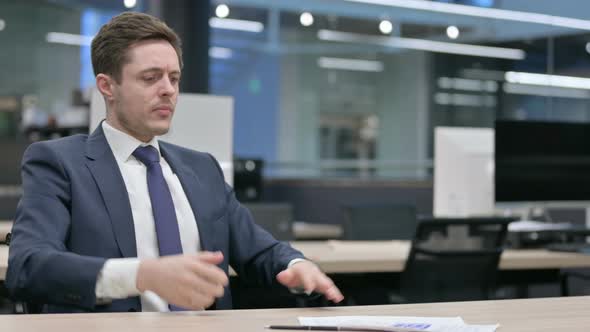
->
[95,258,141,302]
[287,258,308,269]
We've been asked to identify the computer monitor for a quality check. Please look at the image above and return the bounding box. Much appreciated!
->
[433,127,495,217]
[233,158,263,202]
[495,120,590,207]
[243,202,294,241]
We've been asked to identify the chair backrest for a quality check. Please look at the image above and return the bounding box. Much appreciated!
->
[400,216,514,303]
[244,203,294,241]
[342,204,417,240]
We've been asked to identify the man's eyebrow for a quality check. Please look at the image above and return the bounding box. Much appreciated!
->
[138,68,181,76]
[139,67,162,74]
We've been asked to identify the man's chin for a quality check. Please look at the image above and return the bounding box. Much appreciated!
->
[152,127,170,137]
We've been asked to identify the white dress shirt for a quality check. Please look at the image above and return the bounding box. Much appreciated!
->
[95,121,201,312]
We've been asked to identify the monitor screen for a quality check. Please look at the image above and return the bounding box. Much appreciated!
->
[495,120,590,203]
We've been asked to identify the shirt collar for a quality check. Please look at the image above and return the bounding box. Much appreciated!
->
[102,120,161,163]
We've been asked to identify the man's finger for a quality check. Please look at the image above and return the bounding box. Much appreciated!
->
[276,270,300,288]
[197,251,224,264]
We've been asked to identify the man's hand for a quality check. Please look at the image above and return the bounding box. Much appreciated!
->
[276,260,344,303]
[136,251,228,310]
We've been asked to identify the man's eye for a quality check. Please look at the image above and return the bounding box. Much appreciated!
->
[143,76,156,82]
[170,77,180,84]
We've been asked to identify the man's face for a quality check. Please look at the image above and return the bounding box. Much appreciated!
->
[105,39,181,142]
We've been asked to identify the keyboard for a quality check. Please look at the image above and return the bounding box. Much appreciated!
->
[546,242,590,254]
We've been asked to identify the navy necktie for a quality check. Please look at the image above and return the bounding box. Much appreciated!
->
[133,145,183,257]
[133,146,185,311]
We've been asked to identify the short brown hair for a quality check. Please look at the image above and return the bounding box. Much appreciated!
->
[91,12,183,82]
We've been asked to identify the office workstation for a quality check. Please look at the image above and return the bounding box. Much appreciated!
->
[3,2,590,332]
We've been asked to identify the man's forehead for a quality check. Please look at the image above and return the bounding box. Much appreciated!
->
[124,40,180,71]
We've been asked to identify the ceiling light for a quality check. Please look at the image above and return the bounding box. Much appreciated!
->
[209,17,264,33]
[379,20,393,34]
[586,42,590,55]
[318,30,525,60]
[123,0,136,9]
[505,71,590,90]
[0,19,5,31]
[46,32,94,46]
[504,83,590,99]
[435,92,496,107]
[446,26,459,39]
[343,0,590,31]
[209,47,233,59]
[300,12,314,27]
[318,57,384,72]
[437,77,497,92]
[215,4,230,18]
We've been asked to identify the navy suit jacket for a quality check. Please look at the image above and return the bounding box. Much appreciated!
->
[6,124,304,313]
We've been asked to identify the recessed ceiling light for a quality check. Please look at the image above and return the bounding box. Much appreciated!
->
[446,25,459,39]
[379,20,393,34]
[300,12,314,27]
[215,4,230,18]
[0,19,5,32]
[586,42,590,54]
[123,0,136,9]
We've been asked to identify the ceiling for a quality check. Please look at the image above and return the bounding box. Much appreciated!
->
[44,0,590,43]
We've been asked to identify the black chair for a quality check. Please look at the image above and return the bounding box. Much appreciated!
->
[560,268,590,296]
[342,204,417,240]
[397,216,514,303]
[244,203,294,241]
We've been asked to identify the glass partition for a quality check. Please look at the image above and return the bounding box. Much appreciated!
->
[2,0,590,182]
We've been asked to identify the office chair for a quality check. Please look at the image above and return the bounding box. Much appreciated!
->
[243,203,294,241]
[397,216,514,303]
[560,268,590,296]
[342,204,417,240]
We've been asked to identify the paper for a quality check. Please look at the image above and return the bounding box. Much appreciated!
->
[298,316,498,332]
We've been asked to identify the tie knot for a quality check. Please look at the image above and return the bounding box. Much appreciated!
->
[133,145,160,165]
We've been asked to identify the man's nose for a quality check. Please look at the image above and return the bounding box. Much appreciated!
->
[159,77,176,96]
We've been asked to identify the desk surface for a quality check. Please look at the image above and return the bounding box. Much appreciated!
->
[291,240,590,273]
[0,221,11,241]
[0,296,589,331]
[3,240,590,280]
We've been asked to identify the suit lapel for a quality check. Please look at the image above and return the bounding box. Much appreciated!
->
[85,124,137,258]
[160,143,215,251]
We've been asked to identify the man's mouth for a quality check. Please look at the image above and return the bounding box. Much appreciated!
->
[153,105,173,116]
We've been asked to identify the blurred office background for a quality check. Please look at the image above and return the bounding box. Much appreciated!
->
[2,0,590,222]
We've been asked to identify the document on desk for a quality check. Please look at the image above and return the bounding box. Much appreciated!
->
[298,316,498,332]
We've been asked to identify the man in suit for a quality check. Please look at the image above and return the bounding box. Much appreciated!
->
[6,12,343,313]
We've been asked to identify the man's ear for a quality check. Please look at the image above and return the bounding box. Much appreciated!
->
[96,74,115,101]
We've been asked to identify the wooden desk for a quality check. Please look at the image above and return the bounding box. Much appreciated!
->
[291,240,590,273]
[0,245,7,281]
[0,296,588,331]
[292,222,343,240]
[0,221,11,242]
[3,241,590,281]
